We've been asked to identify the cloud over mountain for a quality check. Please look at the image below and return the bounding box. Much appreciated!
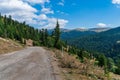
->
[97,23,107,28]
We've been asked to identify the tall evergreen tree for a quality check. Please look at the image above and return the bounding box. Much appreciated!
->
[41,29,45,45]
[54,20,60,48]
[45,29,48,46]
[0,13,1,20]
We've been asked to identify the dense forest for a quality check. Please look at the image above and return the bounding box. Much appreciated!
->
[67,27,120,59]
[65,27,120,74]
[0,14,120,75]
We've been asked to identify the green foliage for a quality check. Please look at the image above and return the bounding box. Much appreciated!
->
[61,30,96,40]
[0,14,53,46]
[115,59,120,74]
[97,54,108,74]
[77,49,90,62]
[47,37,55,47]
[0,14,65,50]
[0,14,40,44]
[53,20,60,48]
[115,68,120,75]
[107,58,115,72]
[97,54,106,67]
[33,41,41,46]
[66,27,120,60]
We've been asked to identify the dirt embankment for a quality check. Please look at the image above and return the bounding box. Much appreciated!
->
[0,37,23,54]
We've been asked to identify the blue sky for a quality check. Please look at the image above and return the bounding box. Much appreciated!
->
[0,0,120,29]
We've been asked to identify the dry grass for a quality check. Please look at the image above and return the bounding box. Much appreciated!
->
[52,49,120,80]
[0,37,23,54]
[53,49,80,69]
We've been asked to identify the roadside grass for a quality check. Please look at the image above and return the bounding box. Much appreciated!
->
[0,37,23,54]
[51,49,120,80]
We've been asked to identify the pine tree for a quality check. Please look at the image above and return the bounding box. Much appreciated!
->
[54,20,60,48]
[45,29,48,46]
[41,29,45,45]
[8,15,12,25]
[0,13,1,20]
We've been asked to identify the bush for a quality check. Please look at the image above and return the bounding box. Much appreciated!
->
[115,68,120,75]
[47,37,55,47]
[33,41,40,46]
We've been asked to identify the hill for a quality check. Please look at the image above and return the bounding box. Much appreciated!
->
[0,14,61,48]
[67,27,120,60]
[0,14,42,45]
[60,27,110,41]
[89,27,110,32]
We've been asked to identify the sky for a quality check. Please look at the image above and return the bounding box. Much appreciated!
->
[0,0,120,29]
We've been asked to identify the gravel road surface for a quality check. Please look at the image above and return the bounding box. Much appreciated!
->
[0,47,58,80]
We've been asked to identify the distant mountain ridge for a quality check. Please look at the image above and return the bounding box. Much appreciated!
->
[61,27,111,32]
[48,27,111,33]
[59,27,111,40]
[89,27,111,32]
[61,30,96,40]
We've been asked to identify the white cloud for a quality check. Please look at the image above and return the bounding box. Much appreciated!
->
[0,0,37,13]
[38,14,48,20]
[23,0,50,4]
[112,0,120,4]
[57,11,69,15]
[59,19,68,28]
[0,0,68,29]
[41,7,54,14]
[37,14,68,29]
[0,0,37,24]
[42,18,68,29]
[58,2,64,6]
[97,23,107,28]
[58,0,64,6]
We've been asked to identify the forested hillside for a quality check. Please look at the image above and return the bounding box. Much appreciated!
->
[0,14,65,49]
[61,30,96,40]
[0,14,43,45]
[68,27,120,58]
[65,27,120,74]
[60,27,111,41]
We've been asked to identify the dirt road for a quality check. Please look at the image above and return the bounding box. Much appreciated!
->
[0,47,60,80]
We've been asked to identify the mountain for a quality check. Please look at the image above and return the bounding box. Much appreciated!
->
[89,27,111,32]
[67,27,120,60]
[72,28,88,32]
[72,27,110,32]
[60,27,110,40]
[61,30,96,40]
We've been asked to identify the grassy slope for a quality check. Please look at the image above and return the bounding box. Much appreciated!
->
[0,37,23,54]
[50,49,120,80]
